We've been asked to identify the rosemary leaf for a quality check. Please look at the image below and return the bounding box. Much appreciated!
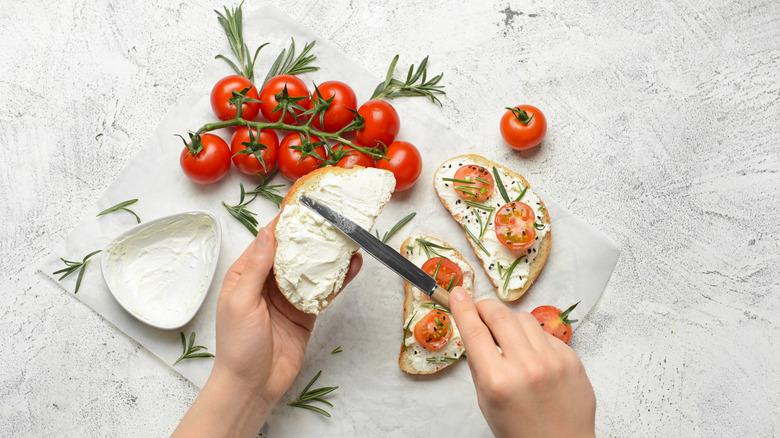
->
[403,310,418,350]
[288,370,338,417]
[502,255,527,292]
[464,225,491,256]
[172,331,214,366]
[331,346,343,354]
[492,166,511,204]
[514,182,528,202]
[97,199,141,223]
[53,250,102,294]
[378,212,416,243]
[370,55,446,104]
[263,39,319,87]
[414,238,453,259]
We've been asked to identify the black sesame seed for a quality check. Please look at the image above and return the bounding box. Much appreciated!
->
[445,183,449,187]
[540,323,545,326]
[563,331,567,335]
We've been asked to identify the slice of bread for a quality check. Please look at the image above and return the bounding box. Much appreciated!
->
[433,154,551,301]
[273,166,395,314]
[398,234,474,375]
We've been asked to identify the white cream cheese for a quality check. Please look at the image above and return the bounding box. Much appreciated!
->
[102,211,219,329]
[274,168,395,314]
[434,157,550,298]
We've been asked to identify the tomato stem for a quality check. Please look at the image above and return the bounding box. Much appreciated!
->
[559,302,580,325]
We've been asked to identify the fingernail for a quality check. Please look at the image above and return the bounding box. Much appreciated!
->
[255,228,268,248]
[450,287,467,302]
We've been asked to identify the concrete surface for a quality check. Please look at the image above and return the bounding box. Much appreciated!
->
[1,0,778,436]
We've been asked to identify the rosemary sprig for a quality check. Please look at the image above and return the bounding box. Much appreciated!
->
[370,55,446,104]
[53,250,102,294]
[263,39,319,87]
[464,225,491,256]
[375,212,416,243]
[97,199,141,223]
[464,200,495,212]
[502,255,526,292]
[474,209,493,240]
[245,170,285,207]
[514,183,529,202]
[492,166,511,204]
[415,238,453,259]
[215,3,268,83]
[287,370,338,417]
[172,331,215,366]
[426,356,459,363]
[403,311,418,350]
[222,184,259,236]
[331,346,343,354]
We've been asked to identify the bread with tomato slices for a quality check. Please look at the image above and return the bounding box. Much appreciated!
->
[399,234,474,375]
[433,155,551,302]
[273,166,395,314]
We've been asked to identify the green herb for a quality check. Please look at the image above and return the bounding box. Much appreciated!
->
[96,199,140,223]
[421,302,447,312]
[431,259,443,281]
[405,245,415,251]
[474,209,493,240]
[53,250,102,294]
[245,170,285,207]
[475,177,494,186]
[496,261,504,278]
[442,177,475,185]
[455,186,479,196]
[463,200,495,212]
[533,221,546,231]
[514,183,528,202]
[214,3,268,83]
[263,39,319,87]
[375,212,416,243]
[403,311,418,350]
[415,238,453,259]
[464,225,491,256]
[287,370,338,417]
[330,346,343,354]
[222,184,259,236]
[446,274,462,292]
[538,205,546,211]
[426,356,459,363]
[172,331,215,366]
[507,106,535,125]
[502,255,526,292]
[492,166,511,204]
[370,55,445,104]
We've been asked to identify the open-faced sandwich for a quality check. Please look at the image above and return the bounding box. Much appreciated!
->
[273,166,395,314]
[433,154,550,301]
[399,234,475,375]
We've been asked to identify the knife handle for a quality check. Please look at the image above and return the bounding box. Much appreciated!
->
[430,286,451,311]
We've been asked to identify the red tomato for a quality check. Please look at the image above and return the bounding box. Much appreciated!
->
[452,165,495,201]
[354,100,400,148]
[230,127,279,176]
[421,257,464,290]
[277,132,327,181]
[259,75,310,124]
[210,75,260,121]
[375,141,422,192]
[531,302,579,344]
[413,310,453,350]
[308,81,358,133]
[494,201,537,251]
[500,105,547,150]
[334,144,375,169]
[179,133,231,184]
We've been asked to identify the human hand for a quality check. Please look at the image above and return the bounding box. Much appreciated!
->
[449,287,596,438]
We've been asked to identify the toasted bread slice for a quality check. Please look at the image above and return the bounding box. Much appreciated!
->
[273,166,395,314]
[433,154,551,301]
[399,234,474,375]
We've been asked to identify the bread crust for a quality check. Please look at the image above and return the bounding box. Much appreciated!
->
[433,154,551,301]
[398,234,474,375]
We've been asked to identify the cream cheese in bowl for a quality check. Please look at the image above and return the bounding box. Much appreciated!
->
[101,210,221,330]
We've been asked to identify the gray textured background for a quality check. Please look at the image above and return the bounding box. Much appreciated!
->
[2,0,778,436]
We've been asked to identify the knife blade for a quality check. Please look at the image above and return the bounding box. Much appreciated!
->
[299,195,451,309]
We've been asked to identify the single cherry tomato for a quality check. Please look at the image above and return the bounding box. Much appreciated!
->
[355,100,400,148]
[307,81,358,133]
[334,143,375,169]
[494,201,537,250]
[210,75,261,121]
[277,132,327,181]
[230,127,279,176]
[500,105,547,150]
[259,74,310,124]
[452,164,495,201]
[375,141,422,192]
[179,133,231,184]
[421,257,464,290]
[413,310,453,350]
[531,302,579,344]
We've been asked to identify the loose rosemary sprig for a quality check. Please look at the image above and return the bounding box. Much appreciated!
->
[263,38,319,87]
[375,212,416,243]
[402,310,418,351]
[330,346,343,354]
[215,3,268,83]
[222,184,259,236]
[501,255,526,291]
[287,370,338,417]
[245,170,285,207]
[53,250,102,294]
[172,331,215,366]
[415,238,453,259]
[97,199,141,223]
[370,55,446,104]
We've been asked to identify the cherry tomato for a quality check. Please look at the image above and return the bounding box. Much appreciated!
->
[277,132,327,181]
[355,100,400,148]
[500,105,547,150]
[210,75,261,121]
[452,164,495,201]
[307,81,358,133]
[334,143,375,169]
[179,133,231,184]
[230,127,279,176]
[494,201,537,251]
[421,257,464,290]
[259,74,310,124]
[531,302,579,344]
[375,141,422,192]
[413,310,453,350]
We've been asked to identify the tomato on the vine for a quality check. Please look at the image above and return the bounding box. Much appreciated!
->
[452,165,495,201]
[308,81,358,133]
[230,127,279,176]
[375,141,422,192]
[500,104,547,150]
[531,302,579,344]
[179,133,231,184]
[414,310,453,350]
[259,74,310,124]
[333,143,375,169]
[421,257,464,291]
[494,201,537,251]
[277,132,327,181]
[355,100,400,148]
[210,75,260,122]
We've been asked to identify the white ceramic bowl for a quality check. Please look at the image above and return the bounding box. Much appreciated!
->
[100,210,221,330]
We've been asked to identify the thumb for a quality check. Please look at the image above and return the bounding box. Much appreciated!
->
[449,287,499,375]
[233,228,275,299]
